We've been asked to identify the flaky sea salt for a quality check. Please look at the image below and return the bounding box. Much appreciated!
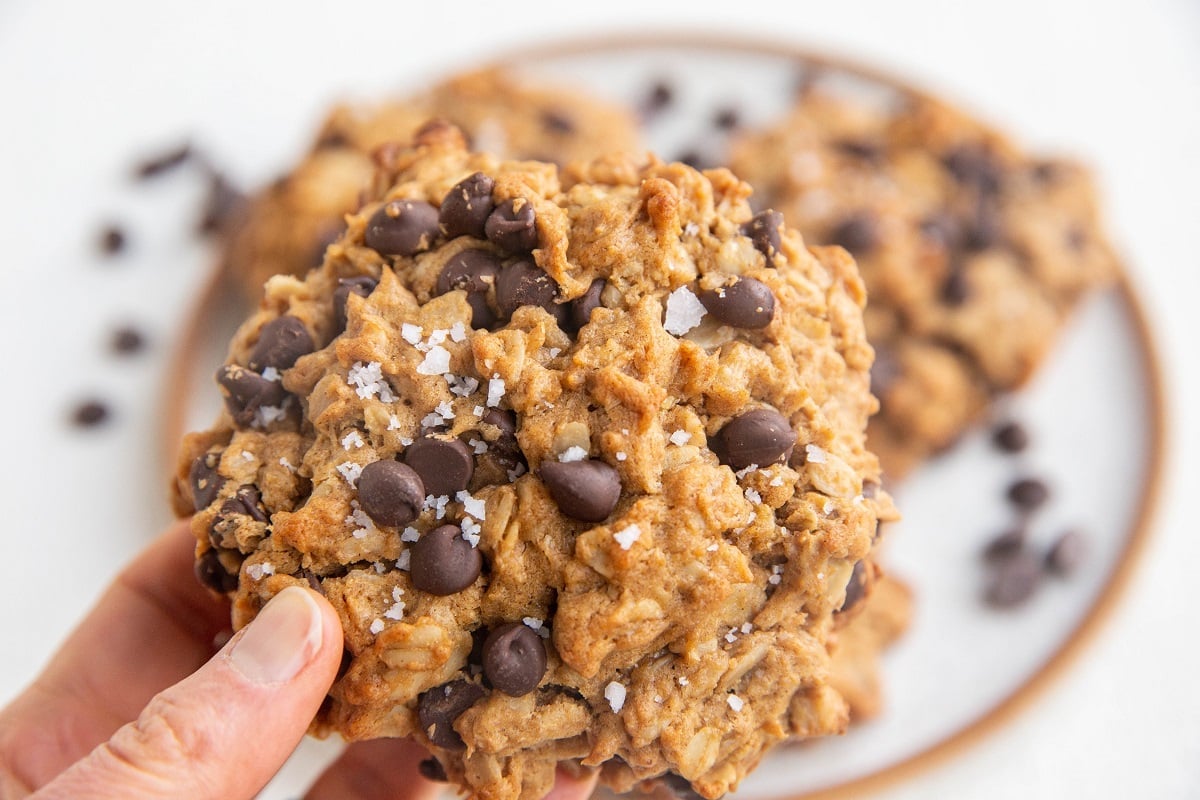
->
[241,450,255,462]
[336,462,363,486]
[369,618,385,635]
[278,456,296,472]
[558,446,588,463]
[246,562,275,580]
[457,491,487,520]
[396,550,411,571]
[347,361,397,402]
[604,681,627,713]
[768,565,784,585]
[615,451,627,462]
[401,526,420,543]
[706,543,719,552]
[388,415,402,431]
[384,587,406,620]
[745,488,762,504]
[663,286,707,336]
[401,323,423,345]
[261,366,280,382]
[734,463,760,479]
[417,346,451,376]
[678,676,689,686]
[668,429,691,446]
[449,321,467,342]
[254,404,287,428]
[613,524,642,550]
[805,444,827,464]
[468,437,488,455]
[769,474,784,487]
[487,376,505,407]
[345,500,376,538]
[341,430,365,450]
[460,518,482,547]
[727,694,744,712]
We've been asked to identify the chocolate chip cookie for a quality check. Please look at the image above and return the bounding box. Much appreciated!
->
[828,572,913,720]
[730,92,1117,477]
[223,68,640,299]
[173,121,895,800]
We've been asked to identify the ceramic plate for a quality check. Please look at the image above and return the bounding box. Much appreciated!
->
[167,35,1164,800]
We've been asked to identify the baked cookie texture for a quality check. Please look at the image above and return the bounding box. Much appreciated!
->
[827,573,912,721]
[174,122,896,800]
[730,92,1118,478]
[224,68,640,298]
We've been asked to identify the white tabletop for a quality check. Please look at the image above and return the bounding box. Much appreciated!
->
[0,1,1197,798]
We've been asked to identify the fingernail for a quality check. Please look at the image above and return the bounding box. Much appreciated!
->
[228,586,323,684]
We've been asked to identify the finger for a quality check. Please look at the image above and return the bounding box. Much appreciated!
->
[303,738,442,800]
[0,519,229,790]
[545,767,600,800]
[31,586,343,800]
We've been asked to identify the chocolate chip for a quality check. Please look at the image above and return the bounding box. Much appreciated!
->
[1007,477,1050,512]
[190,452,226,510]
[992,420,1029,453]
[248,315,314,372]
[566,278,606,334]
[365,199,441,256]
[111,325,146,355]
[964,199,1004,252]
[540,109,575,134]
[482,622,547,696]
[712,408,796,470]
[740,211,783,263]
[1045,529,1086,576]
[418,757,448,782]
[982,527,1026,563]
[195,548,237,593]
[71,399,111,428]
[942,145,1003,194]
[485,198,538,254]
[919,212,963,250]
[495,258,560,320]
[333,276,378,333]
[405,436,475,498]
[713,106,740,130]
[310,223,344,267]
[228,484,268,522]
[357,460,425,527]
[439,173,496,240]
[197,171,246,236]
[410,524,483,596]
[1066,226,1087,252]
[698,278,775,329]
[641,81,674,116]
[538,459,621,522]
[133,142,192,180]
[436,249,501,329]
[984,551,1042,608]
[830,212,880,256]
[833,138,884,163]
[660,773,707,800]
[862,479,880,499]
[417,679,486,749]
[676,149,709,170]
[98,225,126,256]
[870,345,901,397]
[216,364,287,427]
[838,560,869,612]
[481,408,524,472]
[940,265,970,306]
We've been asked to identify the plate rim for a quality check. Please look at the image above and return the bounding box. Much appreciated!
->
[158,31,1169,799]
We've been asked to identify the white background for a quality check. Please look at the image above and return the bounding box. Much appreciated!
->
[0,1,1197,798]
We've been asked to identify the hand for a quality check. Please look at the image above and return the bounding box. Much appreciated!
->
[0,520,598,800]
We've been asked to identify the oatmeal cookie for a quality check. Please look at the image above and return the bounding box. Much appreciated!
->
[730,92,1117,477]
[828,572,913,720]
[174,122,894,800]
[224,68,640,298]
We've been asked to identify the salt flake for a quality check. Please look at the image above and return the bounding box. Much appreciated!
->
[669,430,691,446]
[558,446,588,463]
[613,524,642,551]
[805,444,827,464]
[604,681,627,713]
[727,694,744,712]
[417,346,451,376]
[663,286,707,336]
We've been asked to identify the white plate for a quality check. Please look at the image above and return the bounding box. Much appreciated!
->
[168,36,1164,800]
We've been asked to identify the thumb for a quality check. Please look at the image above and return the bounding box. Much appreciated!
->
[33,586,343,800]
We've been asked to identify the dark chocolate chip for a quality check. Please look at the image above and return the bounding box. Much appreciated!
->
[1007,477,1050,513]
[698,278,775,329]
[111,325,146,355]
[1044,529,1086,576]
[248,315,314,372]
[98,225,126,256]
[964,199,1004,252]
[991,420,1029,453]
[357,460,425,527]
[410,524,483,596]
[833,138,884,163]
[919,212,963,250]
[481,408,524,472]
[830,212,880,256]
[940,265,970,306]
[538,459,621,522]
[660,772,708,800]
[195,548,237,593]
[365,199,441,256]
[315,129,350,150]
[713,106,740,130]
[1066,226,1087,252]
[838,560,869,613]
[133,143,192,180]
[870,345,901,397]
[740,211,784,263]
[1031,160,1064,184]
[676,149,708,169]
[942,145,1003,194]
[482,622,547,696]
[71,399,111,428]
[439,173,496,240]
[861,480,880,499]
[484,198,538,254]
[228,484,268,522]
[216,364,287,428]
[197,171,246,236]
[436,249,502,328]
[982,527,1027,563]
[642,81,674,116]
[190,452,226,510]
[418,757,448,782]
[984,551,1042,608]
[712,408,797,471]
[310,223,344,267]
[333,276,378,333]
[405,436,475,498]
[540,109,575,134]
[495,258,560,320]
[417,679,487,749]
[567,278,605,334]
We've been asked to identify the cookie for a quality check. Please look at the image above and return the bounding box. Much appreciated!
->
[223,68,640,298]
[827,572,913,721]
[173,121,895,800]
[730,92,1117,477]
